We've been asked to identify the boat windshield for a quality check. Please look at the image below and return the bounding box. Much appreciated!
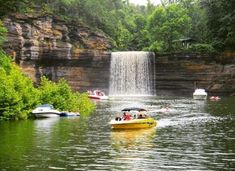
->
[37,104,54,109]
[121,107,147,112]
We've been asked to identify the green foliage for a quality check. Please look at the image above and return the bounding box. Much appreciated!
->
[75,92,96,116]
[147,4,191,52]
[180,0,210,43]
[148,41,164,52]
[38,76,95,116]
[0,57,40,120]
[0,0,28,18]
[0,50,11,73]
[202,0,235,51]
[0,20,7,46]
[189,43,216,53]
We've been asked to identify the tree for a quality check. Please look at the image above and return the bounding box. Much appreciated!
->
[0,59,40,120]
[130,15,150,50]
[179,0,210,43]
[202,0,235,50]
[147,4,191,51]
[0,0,29,18]
[0,21,7,46]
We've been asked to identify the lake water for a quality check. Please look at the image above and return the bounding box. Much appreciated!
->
[0,96,234,170]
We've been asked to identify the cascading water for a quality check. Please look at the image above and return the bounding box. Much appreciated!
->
[109,51,156,96]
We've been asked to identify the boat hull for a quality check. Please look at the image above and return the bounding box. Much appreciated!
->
[110,118,157,129]
[33,113,60,118]
[193,89,207,100]
[88,95,109,100]
[32,104,61,118]
[59,112,80,117]
[193,95,207,100]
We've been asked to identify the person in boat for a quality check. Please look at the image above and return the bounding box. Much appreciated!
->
[87,90,92,95]
[137,114,148,119]
[97,91,101,96]
[138,114,143,119]
[123,112,132,121]
[133,113,137,119]
[138,111,148,119]
[210,96,220,101]
[115,114,122,121]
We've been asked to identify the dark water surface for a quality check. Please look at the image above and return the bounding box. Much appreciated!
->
[0,96,234,170]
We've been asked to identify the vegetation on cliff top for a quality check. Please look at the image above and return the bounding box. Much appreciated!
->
[0,0,234,52]
[1,0,233,52]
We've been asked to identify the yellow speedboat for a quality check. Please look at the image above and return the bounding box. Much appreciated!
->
[110,107,157,129]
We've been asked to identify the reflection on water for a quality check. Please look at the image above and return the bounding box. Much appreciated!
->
[34,118,60,133]
[109,128,157,171]
[0,96,234,170]
[111,128,156,150]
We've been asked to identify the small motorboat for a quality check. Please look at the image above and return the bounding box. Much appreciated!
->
[110,107,157,129]
[209,96,220,101]
[32,104,61,118]
[193,89,208,100]
[59,111,80,117]
[87,90,109,100]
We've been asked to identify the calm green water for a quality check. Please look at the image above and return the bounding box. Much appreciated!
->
[0,96,234,171]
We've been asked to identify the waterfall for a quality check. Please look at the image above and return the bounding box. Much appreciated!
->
[109,51,156,96]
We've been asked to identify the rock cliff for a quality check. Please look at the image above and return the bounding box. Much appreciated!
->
[3,14,112,92]
[3,14,235,96]
[155,53,235,96]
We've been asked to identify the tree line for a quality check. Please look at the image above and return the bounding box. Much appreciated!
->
[1,0,233,52]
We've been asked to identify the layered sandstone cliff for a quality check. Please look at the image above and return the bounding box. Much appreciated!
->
[3,14,111,92]
[155,53,235,96]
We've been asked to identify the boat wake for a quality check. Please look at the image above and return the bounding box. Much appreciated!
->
[157,114,221,128]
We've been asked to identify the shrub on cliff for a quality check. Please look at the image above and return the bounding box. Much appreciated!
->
[189,43,216,53]
[38,76,95,116]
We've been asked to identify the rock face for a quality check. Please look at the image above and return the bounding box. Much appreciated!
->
[3,14,112,92]
[3,14,235,96]
[155,53,235,96]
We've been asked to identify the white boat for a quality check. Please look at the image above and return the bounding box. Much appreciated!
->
[193,89,208,100]
[87,90,109,100]
[32,104,61,118]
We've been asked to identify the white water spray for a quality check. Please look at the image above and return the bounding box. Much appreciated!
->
[109,51,156,96]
